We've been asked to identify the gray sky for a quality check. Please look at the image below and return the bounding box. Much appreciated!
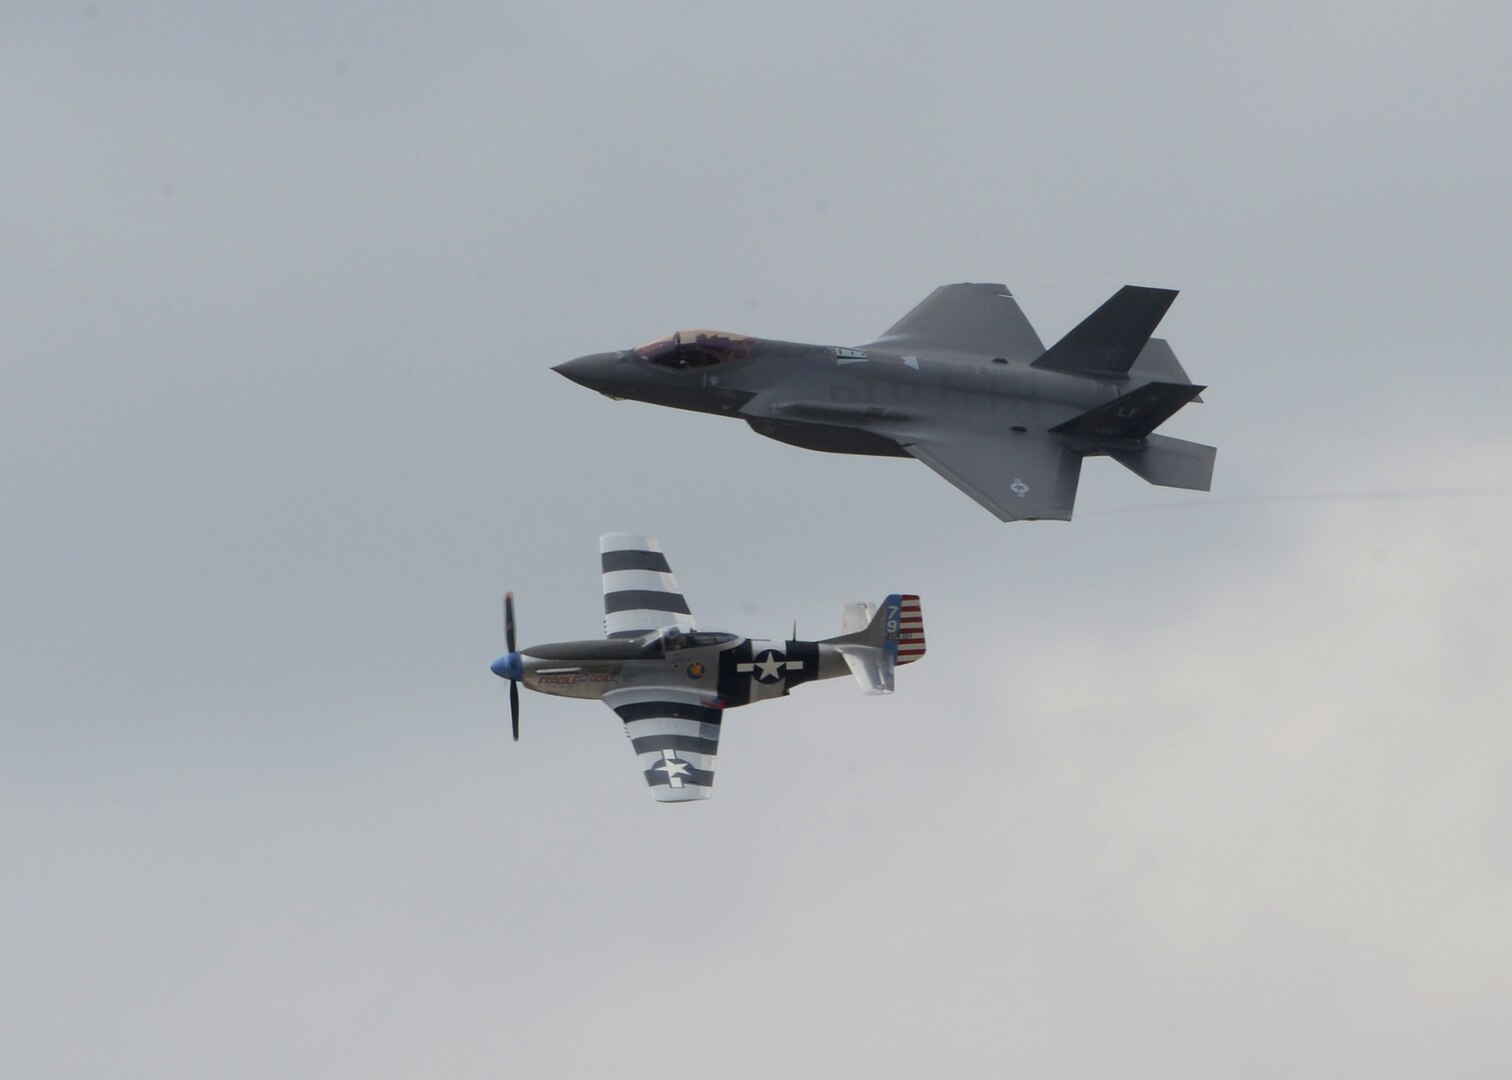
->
[5,3,1511,1076]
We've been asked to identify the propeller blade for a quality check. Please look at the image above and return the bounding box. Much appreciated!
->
[500,591,521,740]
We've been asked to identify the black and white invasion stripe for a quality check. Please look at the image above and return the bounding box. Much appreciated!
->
[604,689,721,803]
[600,532,697,639]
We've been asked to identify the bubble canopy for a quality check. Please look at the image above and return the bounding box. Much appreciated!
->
[641,627,738,654]
[633,330,757,370]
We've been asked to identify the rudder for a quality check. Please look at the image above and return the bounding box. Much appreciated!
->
[892,594,925,665]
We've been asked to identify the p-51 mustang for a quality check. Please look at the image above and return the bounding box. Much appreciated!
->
[490,533,924,802]
[555,283,1214,521]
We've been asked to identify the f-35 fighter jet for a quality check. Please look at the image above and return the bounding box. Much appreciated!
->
[555,284,1214,521]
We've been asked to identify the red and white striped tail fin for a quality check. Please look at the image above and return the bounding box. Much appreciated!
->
[824,594,924,693]
[894,594,926,665]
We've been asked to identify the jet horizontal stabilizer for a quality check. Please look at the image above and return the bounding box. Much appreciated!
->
[1032,285,1178,375]
[1109,434,1216,491]
[1050,381,1205,443]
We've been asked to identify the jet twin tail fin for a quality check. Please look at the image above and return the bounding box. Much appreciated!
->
[1032,285,1178,376]
[1129,338,1202,401]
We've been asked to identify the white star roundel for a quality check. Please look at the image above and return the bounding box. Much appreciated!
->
[751,649,785,683]
[737,648,804,685]
[655,750,691,788]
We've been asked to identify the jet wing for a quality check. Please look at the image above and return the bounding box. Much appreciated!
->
[903,431,1083,522]
[600,532,697,639]
[602,687,724,802]
[860,283,1046,361]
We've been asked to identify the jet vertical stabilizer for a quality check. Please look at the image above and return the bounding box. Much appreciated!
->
[1032,285,1178,375]
[1129,338,1203,400]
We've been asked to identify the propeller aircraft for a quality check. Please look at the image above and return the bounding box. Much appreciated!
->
[490,533,925,802]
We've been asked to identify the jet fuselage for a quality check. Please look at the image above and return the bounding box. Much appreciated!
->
[554,339,1124,458]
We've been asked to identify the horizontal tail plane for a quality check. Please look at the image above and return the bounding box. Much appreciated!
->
[1109,434,1216,491]
[1047,386,1214,492]
[1050,382,1214,491]
[1050,381,1206,442]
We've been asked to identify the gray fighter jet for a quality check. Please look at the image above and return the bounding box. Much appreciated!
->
[555,283,1214,521]
[491,533,924,802]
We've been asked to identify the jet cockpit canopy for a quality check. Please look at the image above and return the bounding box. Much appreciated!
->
[633,330,757,370]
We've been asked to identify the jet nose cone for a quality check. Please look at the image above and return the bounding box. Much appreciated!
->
[491,652,524,681]
[553,351,623,391]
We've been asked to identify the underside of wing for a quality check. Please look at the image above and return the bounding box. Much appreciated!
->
[600,533,698,639]
[602,688,723,802]
[860,283,1046,361]
[904,432,1083,521]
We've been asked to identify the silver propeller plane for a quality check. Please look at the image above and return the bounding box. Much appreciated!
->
[555,283,1214,521]
[490,533,924,802]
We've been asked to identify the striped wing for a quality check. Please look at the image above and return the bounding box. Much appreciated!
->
[602,687,724,802]
[600,533,697,639]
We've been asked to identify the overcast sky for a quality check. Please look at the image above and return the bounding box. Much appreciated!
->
[5,3,1512,1077]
